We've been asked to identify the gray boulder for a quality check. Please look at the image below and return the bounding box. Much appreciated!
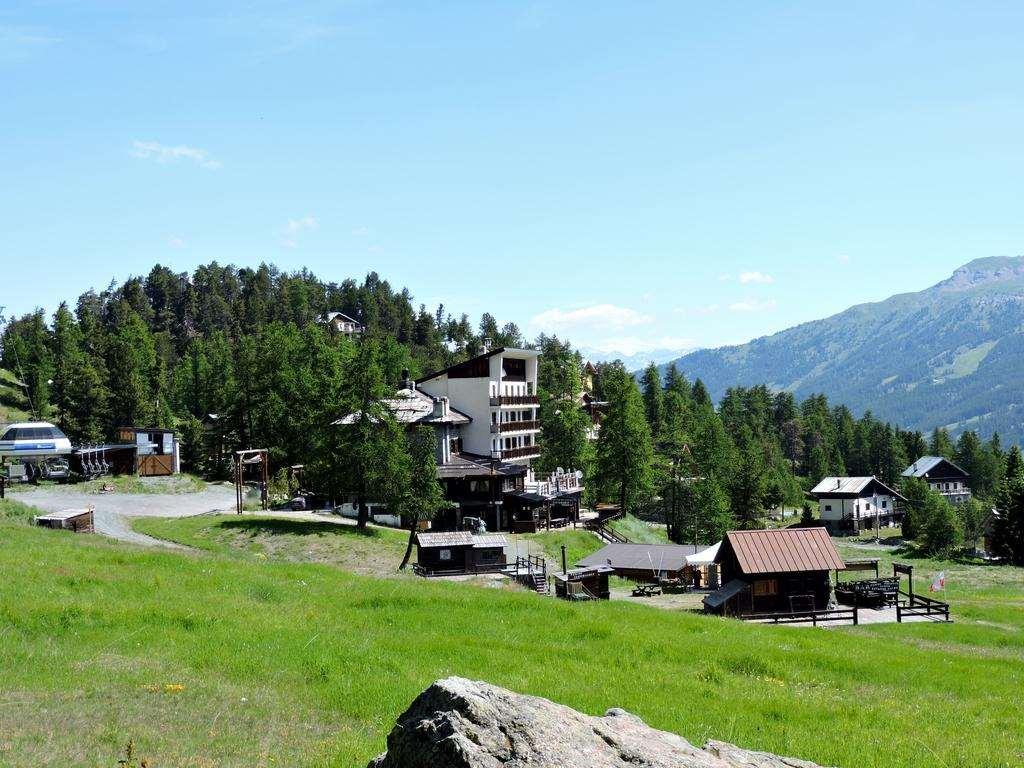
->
[368,677,831,768]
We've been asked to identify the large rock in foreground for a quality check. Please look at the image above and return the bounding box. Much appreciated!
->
[368,677,831,768]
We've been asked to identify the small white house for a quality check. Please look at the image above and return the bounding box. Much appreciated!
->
[809,476,906,534]
[320,311,365,338]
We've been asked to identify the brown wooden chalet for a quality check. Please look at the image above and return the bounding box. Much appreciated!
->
[902,456,972,504]
[413,531,508,576]
[704,528,846,617]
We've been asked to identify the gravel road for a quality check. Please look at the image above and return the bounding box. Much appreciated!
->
[16,483,238,548]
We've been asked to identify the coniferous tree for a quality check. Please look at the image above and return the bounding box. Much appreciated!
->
[395,426,449,570]
[334,339,406,528]
[918,492,963,557]
[536,337,593,480]
[594,364,654,514]
[929,427,955,459]
[640,363,665,445]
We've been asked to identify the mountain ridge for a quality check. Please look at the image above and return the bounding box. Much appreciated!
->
[663,255,1024,443]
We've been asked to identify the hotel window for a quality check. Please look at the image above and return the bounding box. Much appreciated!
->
[439,549,452,561]
[753,579,778,597]
[824,504,832,511]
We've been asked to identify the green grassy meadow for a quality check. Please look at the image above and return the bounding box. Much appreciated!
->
[1,509,1023,767]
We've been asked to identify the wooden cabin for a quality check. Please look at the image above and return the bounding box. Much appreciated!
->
[576,542,705,583]
[704,528,845,617]
[553,566,612,600]
[902,456,972,504]
[414,531,508,576]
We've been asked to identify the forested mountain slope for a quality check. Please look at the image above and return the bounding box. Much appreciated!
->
[665,256,1024,443]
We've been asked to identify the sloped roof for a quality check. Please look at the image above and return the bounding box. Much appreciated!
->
[576,542,704,573]
[703,578,746,609]
[434,452,527,480]
[321,311,362,325]
[810,476,874,495]
[902,456,970,479]
[417,347,538,384]
[471,534,509,549]
[416,531,474,548]
[809,475,906,501]
[721,528,846,575]
[415,531,508,549]
[332,387,470,426]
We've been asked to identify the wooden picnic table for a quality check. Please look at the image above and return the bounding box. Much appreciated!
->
[631,583,662,597]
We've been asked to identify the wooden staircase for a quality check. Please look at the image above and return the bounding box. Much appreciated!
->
[510,555,549,595]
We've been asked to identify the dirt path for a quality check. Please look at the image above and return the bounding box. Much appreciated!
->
[16,484,238,548]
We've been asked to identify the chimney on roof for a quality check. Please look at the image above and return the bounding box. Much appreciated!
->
[835,478,841,490]
[400,368,413,391]
[482,337,492,353]
[432,396,448,419]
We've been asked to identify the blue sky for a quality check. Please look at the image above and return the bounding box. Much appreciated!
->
[4,2,1024,357]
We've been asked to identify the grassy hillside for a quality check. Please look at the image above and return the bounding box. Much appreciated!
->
[665,256,1024,441]
[0,367,31,426]
[135,514,415,578]
[2,514,1024,767]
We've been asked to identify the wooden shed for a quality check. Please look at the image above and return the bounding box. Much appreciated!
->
[35,508,95,533]
[414,531,508,576]
[553,566,612,601]
[704,528,846,616]
[115,427,181,476]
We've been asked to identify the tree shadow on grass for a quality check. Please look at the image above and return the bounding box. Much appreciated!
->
[216,517,388,539]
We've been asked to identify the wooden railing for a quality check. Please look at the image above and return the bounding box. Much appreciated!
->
[490,395,540,406]
[896,591,950,622]
[412,562,508,578]
[498,420,539,433]
[503,445,541,459]
[741,605,859,626]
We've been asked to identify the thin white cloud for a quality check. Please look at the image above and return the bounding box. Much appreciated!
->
[0,26,62,62]
[279,215,318,248]
[351,226,371,236]
[590,336,696,357]
[718,273,732,282]
[674,304,720,316]
[738,271,775,284]
[729,298,777,313]
[168,236,185,249]
[529,303,654,333]
[836,253,850,264]
[131,140,222,170]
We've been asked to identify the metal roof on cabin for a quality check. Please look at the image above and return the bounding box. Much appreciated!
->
[471,534,509,548]
[722,528,846,575]
[809,475,906,501]
[416,531,474,547]
[902,455,969,479]
[576,542,704,572]
[809,476,874,495]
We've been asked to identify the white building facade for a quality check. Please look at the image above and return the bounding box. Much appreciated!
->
[417,347,541,465]
[809,476,906,534]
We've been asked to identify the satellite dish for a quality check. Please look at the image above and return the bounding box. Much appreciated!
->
[557,467,564,475]
[575,470,583,479]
